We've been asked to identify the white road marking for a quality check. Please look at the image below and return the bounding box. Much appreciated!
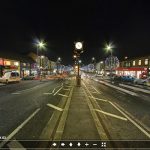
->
[7,139,26,150]
[11,92,21,95]
[112,102,150,132]
[52,83,63,93]
[82,83,109,139]
[53,87,74,140]
[43,83,64,95]
[53,86,63,96]
[89,96,108,102]
[47,103,63,111]
[117,90,127,95]
[109,101,150,138]
[92,86,101,94]
[85,80,150,137]
[43,92,53,95]
[94,109,127,121]
[58,93,69,97]
[0,108,40,148]
[99,81,138,96]
[119,84,150,94]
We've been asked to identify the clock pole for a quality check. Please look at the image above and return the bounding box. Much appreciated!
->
[74,41,83,86]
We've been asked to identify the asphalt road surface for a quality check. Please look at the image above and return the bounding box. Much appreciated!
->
[0,77,149,149]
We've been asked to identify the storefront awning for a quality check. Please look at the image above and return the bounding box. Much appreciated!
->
[116,67,147,71]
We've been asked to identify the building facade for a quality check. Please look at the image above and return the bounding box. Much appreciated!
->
[0,58,20,77]
[116,56,150,78]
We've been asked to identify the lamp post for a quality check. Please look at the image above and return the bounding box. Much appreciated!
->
[36,41,46,77]
[92,57,96,72]
[57,57,61,74]
[105,43,113,81]
[74,41,83,86]
[100,61,103,74]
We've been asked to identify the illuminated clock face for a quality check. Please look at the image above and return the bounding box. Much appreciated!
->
[75,42,82,49]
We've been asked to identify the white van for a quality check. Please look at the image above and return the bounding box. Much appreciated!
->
[0,71,21,83]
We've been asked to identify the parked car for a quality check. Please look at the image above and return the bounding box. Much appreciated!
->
[145,77,150,86]
[112,75,122,82]
[134,77,150,86]
[22,75,35,80]
[0,71,21,83]
[121,76,135,83]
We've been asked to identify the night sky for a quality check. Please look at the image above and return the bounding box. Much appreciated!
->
[0,0,150,65]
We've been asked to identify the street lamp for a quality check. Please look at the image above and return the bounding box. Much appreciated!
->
[36,41,46,56]
[36,40,46,76]
[73,55,77,59]
[92,57,96,72]
[105,43,114,80]
[78,60,82,64]
[57,57,61,74]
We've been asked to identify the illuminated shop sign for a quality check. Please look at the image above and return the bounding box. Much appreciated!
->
[4,60,11,66]
[0,58,4,65]
[14,62,19,66]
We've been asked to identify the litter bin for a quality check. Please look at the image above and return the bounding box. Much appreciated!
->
[76,75,81,86]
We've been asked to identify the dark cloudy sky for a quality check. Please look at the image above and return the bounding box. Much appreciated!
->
[0,0,150,65]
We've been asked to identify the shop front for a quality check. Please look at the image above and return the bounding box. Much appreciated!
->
[20,63,37,78]
[0,58,20,76]
[116,67,148,78]
[0,58,4,77]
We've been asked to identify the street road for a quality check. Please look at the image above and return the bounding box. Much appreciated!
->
[83,78,150,140]
[0,77,149,149]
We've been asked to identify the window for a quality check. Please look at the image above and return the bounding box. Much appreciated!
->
[138,60,141,65]
[133,61,135,66]
[16,73,19,76]
[145,59,148,65]
[11,72,16,77]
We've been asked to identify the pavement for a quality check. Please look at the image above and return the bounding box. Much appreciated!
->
[62,86,100,140]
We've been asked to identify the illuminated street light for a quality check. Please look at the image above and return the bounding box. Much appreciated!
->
[57,57,62,74]
[79,60,82,64]
[38,41,45,48]
[34,39,46,78]
[92,57,95,61]
[105,42,114,81]
[36,40,46,56]
[92,57,96,72]
[73,55,77,59]
[58,57,61,61]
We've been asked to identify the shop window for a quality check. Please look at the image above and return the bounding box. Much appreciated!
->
[14,62,19,66]
[138,60,141,65]
[133,61,135,66]
[4,60,11,66]
[145,59,148,65]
